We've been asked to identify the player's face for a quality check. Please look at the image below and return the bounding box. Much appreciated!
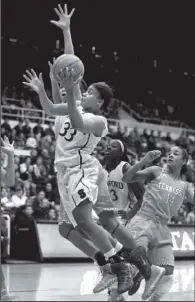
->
[104,140,122,160]
[59,87,68,103]
[81,85,103,112]
[167,146,186,169]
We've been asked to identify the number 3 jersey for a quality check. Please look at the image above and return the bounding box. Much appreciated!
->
[54,107,108,168]
[139,168,188,224]
[107,161,135,211]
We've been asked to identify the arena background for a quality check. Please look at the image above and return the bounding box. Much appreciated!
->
[1,0,195,296]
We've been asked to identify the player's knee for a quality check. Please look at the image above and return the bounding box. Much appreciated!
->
[98,211,120,234]
[58,222,74,239]
[160,265,174,275]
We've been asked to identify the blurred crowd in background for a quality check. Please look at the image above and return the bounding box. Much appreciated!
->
[1,115,195,230]
[1,85,194,128]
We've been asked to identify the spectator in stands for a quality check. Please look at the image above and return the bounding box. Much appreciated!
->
[185,204,195,225]
[23,180,36,199]
[22,119,31,137]
[1,118,12,137]
[1,187,10,207]
[26,131,38,149]
[32,191,51,219]
[23,205,34,218]
[1,212,9,263]
[5,185,27,209]
[15,133,26,149]
[45,183,55,203]
[48,208,57,221]
[171,204,187,224]
[44,122,55,138]
[32,156,47,190]
[33,119,44,136]
[19,156,33,181]
[30,149,38,165]
[14,119,24,136]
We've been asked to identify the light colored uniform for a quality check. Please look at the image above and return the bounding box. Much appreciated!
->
[107,161,136,225]
[126,168,188,266]
[54,108,110,227]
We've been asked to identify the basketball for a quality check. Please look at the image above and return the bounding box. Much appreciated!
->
[52,54,85,83]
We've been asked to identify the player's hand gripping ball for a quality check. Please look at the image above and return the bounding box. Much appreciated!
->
[52,54,84,84]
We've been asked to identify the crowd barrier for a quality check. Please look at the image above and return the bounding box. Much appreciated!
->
[36,221,195,259]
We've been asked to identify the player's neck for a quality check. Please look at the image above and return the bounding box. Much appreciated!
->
[106,159,120,172]
[167,166,181,179]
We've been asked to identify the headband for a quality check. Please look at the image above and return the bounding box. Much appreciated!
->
[116,140,125,154]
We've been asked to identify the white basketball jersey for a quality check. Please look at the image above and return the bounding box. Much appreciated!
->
[54,107,108,168]
[107,161,135,211]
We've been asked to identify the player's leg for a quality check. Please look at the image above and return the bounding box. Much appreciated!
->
[1,266,17,301]
[67,161,131,294]
[147,227,174,301]
[1,266,8,298]
[95,179,165,300]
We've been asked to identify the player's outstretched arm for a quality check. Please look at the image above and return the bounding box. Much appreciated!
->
[50,4,82,100]
[1,136,15,186]
[48,58,62,104]
[23,69,81,116]
[122,151,162,183]
[60,68,106,137]
[51,4,75,55]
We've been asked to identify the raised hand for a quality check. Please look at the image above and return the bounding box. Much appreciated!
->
[143,150,161,164]
[48,58,56,81]
[50,4,75,30]
[23,69,44,94]
[1,136,14,155]
[58,67,82,91]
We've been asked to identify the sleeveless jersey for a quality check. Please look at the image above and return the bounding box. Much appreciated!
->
[139,168,188,224]
[107,162,135,211]
[54,107,108,168]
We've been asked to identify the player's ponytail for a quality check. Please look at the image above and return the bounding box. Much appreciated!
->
[179,147,189,176]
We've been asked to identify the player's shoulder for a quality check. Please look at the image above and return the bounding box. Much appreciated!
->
[151,166,163,178]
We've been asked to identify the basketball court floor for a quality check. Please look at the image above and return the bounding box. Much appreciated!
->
[2,260,194,301]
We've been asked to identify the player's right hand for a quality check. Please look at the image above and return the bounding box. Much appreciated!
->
[143,150,161,164]
[23,69,44,94]
[50,4,75,30]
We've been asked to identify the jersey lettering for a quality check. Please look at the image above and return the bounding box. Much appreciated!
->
[59,122,77,142]
[110,189,118,201]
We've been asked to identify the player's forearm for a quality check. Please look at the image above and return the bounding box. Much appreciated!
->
[5,152,15,186]
[128,200,142,220]
[51,78,62,104]
[123,158,146,183]
[63,28,74,54]
[66,89,84,129]
[38,88,56,115]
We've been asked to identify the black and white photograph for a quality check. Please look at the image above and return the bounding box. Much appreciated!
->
[1,0,195,301]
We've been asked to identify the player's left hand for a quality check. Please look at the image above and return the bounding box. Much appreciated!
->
[117,209,133,220]
[1,136,14,155]
[50,4,75,30]
[58,67,82,91]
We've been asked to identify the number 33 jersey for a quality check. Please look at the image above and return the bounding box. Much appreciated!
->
[54,107,108,168]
